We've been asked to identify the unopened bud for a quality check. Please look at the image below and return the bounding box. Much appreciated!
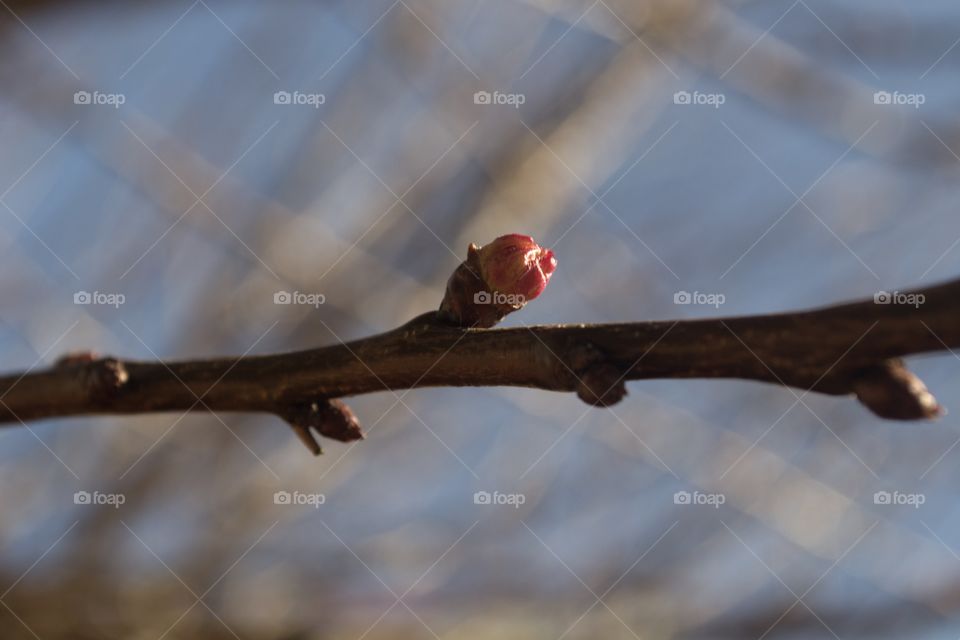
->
[438,234,556,328]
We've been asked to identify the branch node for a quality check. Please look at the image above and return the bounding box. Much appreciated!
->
[56,352,128,403]
[852,359,942,420]
[281,399,364,455]
[571,344,627,407]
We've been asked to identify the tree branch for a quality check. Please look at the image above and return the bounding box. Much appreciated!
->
[0,238,955,452]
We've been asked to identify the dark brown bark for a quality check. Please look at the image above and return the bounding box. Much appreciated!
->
[1,278,956,452]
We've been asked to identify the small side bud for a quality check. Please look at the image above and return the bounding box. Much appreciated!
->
[853,360,942,420]
[56,353,128,402]
[576,362,628,407]
[89,358,129,400]
[315,399,364,442]
[570,343,627,407]
[282,399,364,455]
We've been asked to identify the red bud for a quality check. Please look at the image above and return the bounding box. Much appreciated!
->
[476,234,557,303]
[438,234,557,328]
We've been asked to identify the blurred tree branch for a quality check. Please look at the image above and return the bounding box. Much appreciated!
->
[0,273,956,452]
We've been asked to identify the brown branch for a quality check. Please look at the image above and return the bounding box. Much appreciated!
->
[1,261,957,452]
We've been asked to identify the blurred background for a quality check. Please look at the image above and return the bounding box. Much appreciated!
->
[1,0,960,637]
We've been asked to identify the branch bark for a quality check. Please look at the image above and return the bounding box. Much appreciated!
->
[1,278,956,452]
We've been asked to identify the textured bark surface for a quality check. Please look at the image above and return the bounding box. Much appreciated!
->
[0,278,956,445]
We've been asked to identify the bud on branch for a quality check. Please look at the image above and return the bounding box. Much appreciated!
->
[0,235,957,457]
[439,234,556,328]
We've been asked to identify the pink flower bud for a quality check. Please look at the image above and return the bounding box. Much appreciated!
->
[476,234,557,303]
[438,234,557,328]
